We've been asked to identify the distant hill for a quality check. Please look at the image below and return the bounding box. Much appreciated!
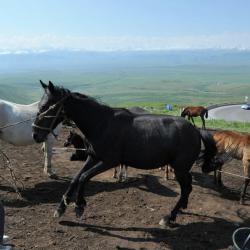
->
[1,49,250,72]
[0,49,250,105]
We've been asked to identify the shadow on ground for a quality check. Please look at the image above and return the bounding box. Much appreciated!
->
[2,174,177,208]
[60,212,250,250]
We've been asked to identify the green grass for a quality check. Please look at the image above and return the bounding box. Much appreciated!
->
[115,101,250,133]
[0,64,249,133]
[1,64,250,105]
[202,119,250,133]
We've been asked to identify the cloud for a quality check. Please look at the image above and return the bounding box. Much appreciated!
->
[0,33,250,53]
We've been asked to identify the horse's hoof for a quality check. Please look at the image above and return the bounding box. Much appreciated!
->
[239,199,244,205]
[181,204,188,209]
[63,195,70,206]
[47,171,58,179]
[122,178,129,183]
[218,182,223,188]
[75,204,85,218]
[159,216,173,228]
[54,208,64,218]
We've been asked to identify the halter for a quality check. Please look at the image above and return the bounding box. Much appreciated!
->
[32,94,70,138]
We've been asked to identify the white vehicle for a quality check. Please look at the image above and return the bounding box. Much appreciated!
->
[241,103,250,110]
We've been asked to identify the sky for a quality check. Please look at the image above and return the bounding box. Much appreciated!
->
[0,0,250,52]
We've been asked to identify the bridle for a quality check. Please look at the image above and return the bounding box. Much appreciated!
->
[32,94,70,138]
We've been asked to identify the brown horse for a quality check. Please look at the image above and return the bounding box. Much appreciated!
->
[181,106,208,129]
[213,130,250,204]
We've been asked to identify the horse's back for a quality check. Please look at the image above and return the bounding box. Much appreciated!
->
[0,100,38,145]
[117,113,200,168]
[183,106,207,116]
[0,100,38,122]
[213,130,250,159]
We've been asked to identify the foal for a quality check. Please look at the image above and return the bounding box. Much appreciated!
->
[181,106,208,129]
[64,131,89,161]
[213,130,250,204]
[64,130,126,182]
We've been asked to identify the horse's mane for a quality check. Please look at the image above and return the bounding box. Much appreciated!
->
[55,85,99,103]
[54,85,114,113]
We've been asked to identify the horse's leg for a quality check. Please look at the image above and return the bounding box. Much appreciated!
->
[123,165,128,181]
[240,179,249,205]
[0,200,5,244]
[213,169,217,184]
[165,166,169,180]
[74,161,112,218]
[113,167,118,179]
[191,117,196,127]
[171,167,176,180]
[179,172,192,209]
[201,116,206,129]
[43,135,56,178]
[240,159,250,205]
[159,170,192,227]
[44,123,62,178]
[216,165,223,186]
[118,164,123,182]
[54,157,98,218]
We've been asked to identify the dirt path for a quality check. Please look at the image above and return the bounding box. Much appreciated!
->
[0,128,249,250]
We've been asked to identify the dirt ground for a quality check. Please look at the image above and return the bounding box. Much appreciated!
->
[0,127,249,250]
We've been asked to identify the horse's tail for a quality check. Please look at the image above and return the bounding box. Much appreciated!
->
[198,129,218,173]
[204,108,208,119]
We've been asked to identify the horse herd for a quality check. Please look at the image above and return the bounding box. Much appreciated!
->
[0,80,249,227]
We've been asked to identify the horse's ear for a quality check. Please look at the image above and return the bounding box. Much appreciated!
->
[48,81,55,93]
[40,80,47,89]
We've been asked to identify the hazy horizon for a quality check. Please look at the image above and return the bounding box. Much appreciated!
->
[0,49,249,106]
[1,1,250,106]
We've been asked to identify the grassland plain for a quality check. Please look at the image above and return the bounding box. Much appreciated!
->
[1,65,250,104]
[1,50,250,132]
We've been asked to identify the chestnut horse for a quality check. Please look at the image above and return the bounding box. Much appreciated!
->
[213,130,250,204]
[181,106,208,129]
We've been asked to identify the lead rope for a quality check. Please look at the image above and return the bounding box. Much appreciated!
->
[0,116,36,130]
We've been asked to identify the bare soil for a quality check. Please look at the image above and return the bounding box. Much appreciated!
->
[0,127,249,250]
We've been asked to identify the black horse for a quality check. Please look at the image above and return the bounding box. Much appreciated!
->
[32,81,219,226]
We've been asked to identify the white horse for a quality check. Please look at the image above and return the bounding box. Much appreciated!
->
[0,98,61,178]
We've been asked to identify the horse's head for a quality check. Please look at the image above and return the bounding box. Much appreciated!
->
[180,108,187,117]
[32,80,69,143]
[64,131,77,147]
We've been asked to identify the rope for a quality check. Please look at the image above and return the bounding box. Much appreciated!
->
[52,147,87,154]
[215,169,250,180]
[0,116,36,130]
[0,149,24,196]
